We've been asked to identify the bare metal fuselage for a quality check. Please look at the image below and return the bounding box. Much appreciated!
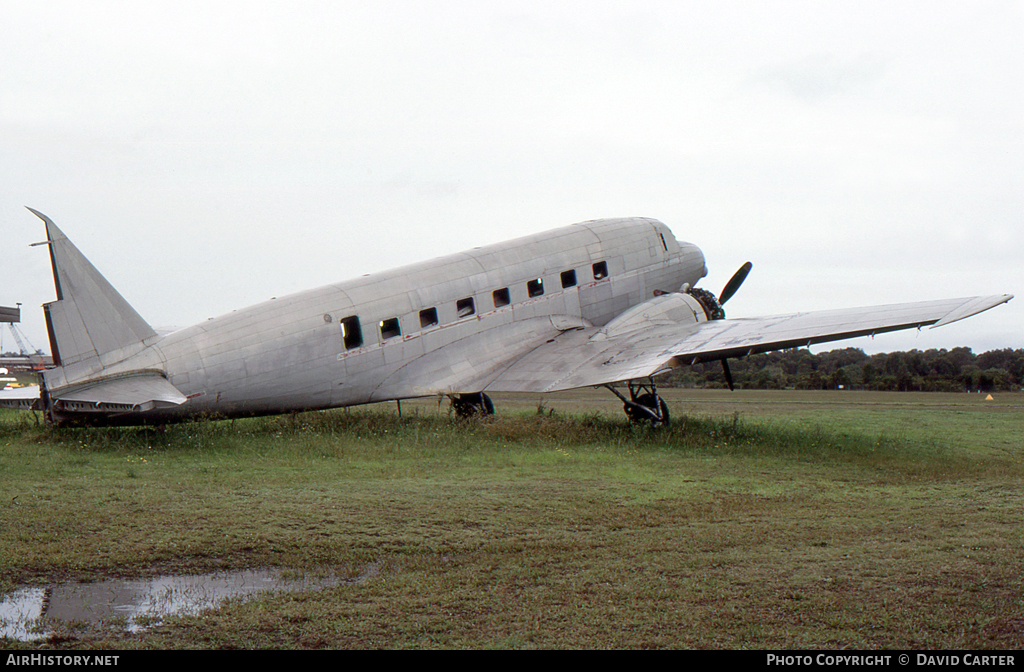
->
[43,217,705,424]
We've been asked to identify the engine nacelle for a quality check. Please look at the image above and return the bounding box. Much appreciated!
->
[592,292,708,340]
[687,287,726,320]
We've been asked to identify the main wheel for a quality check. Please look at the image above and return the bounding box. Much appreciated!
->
[452,392,494,418]
[624,393,670,427]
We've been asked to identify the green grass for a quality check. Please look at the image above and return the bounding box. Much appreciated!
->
[1,390,1022,648]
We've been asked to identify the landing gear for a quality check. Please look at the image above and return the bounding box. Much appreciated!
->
[451,392,494,418]
[627,392,670,426]
[604,379,670,427]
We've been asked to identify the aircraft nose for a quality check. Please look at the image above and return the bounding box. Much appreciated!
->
[679,241,708,279]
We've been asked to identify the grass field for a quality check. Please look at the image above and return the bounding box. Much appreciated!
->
[1,389,1022,649]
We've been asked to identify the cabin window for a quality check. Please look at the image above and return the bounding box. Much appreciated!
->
[527,278,544,297]
[493,287,510,308]
[419,307,438,328]
[340,316,363,350]
[379,317,401,340]
[560,269,577,288]
[457,297,476,318]
[593,261,608,280]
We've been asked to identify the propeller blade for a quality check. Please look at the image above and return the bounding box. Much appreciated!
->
[722,359,735,391]
[719,261,752,305]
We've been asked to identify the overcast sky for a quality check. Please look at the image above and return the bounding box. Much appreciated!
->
[2,1,1020,357]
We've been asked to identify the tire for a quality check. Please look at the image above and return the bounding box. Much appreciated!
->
[625,393,670,427]
[453,393,494,418]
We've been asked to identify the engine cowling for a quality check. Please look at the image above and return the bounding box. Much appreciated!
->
[592,293,707,340]
[687,287,726,320]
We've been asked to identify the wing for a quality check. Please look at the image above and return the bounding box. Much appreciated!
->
[370,316,587,400]
[486,294,1013,393]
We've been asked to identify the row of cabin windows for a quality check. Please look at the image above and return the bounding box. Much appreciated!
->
[341,260,609,350]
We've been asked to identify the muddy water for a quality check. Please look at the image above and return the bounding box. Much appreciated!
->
[0,566,373,641]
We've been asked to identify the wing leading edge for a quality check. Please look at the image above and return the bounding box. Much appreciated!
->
[486,294,1013,394]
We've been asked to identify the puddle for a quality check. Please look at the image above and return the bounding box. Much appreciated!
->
[1,566,375,641]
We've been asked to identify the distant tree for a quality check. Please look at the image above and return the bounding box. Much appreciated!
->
[658,346,1021,392]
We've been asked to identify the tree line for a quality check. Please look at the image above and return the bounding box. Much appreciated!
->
[662,347,1024,392]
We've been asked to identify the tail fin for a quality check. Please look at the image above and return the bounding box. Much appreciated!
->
[28,208,156,377]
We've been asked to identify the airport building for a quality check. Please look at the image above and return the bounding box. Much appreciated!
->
[1,304,51,371]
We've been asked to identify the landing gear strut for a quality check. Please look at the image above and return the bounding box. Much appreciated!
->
[604,379,670,427]
[451,392,494,418]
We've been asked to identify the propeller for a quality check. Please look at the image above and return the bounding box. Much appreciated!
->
[685,261,753,390]
[716,262,752,390]
[719,261,752,306]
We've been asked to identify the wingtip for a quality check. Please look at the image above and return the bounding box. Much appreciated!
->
[931,294,1014,329]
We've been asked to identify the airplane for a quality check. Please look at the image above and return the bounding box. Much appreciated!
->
[0,208,1012,427]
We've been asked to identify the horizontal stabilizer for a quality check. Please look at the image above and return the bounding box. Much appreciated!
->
[0,384,41,410]
[52,371,188,413]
